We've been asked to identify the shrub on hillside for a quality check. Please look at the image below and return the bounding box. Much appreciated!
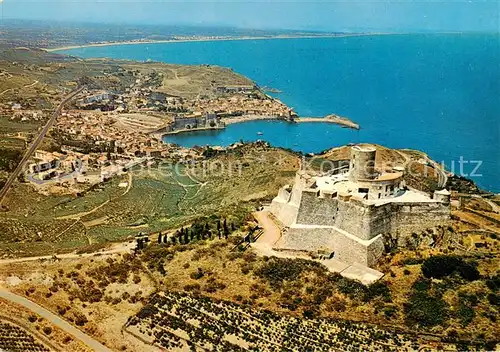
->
[458,261,480,281]
[190,268,205,280]
[421,255,462,278]
[487,293,500,306]
[404,289,448,327]
[485,273,500,291]
[456,300,475,327]
[365,282,392,302]
[253,257,326,289]
[404,277,448,327]
[421,255,480,281]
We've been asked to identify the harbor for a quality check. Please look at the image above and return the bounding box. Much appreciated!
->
[160,113,360,137]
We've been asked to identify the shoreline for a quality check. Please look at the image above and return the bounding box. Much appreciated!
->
[160,114,360,138]
[225,115,359,130]
[46,33,389,52]
[224,115,285,125]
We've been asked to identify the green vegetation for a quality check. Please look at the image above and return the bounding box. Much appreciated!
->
[0,144,297,257]
[252,257,391,316]
[421,255,480,281]
[0,148,22,172]
[404,277,448,327]
[254,257,325,289]
[0,116,41,186]
[400,254,498,340]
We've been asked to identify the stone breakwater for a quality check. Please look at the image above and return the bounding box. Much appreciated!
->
[164,114,360,134]
[297,114,360,130]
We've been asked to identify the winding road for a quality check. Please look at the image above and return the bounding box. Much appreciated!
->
[0,289,112,351]
[0,86,84,205]
[425,156,448,188]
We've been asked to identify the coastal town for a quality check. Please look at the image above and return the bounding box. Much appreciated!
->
[0,48,361,195]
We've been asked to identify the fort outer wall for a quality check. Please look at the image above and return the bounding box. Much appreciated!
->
[272,184,450,267]
[269,171,310,226]
[296,189,340,226]
[331,228,385,267]
[370,201,451,245]
[270,186,298,226]
[277,226,385,267]
[294,189,450,240]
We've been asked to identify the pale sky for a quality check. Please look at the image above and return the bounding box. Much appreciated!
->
[1,0,499,32]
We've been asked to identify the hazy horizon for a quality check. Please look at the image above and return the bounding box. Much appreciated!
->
[0,0,498,33]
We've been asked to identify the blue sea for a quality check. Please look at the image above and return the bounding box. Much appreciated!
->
[58,34,500,192]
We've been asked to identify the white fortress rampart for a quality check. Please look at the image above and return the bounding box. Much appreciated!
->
[270,146,451,267]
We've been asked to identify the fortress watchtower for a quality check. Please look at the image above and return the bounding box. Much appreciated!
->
[349,146,377,182]
[434,189,451,205]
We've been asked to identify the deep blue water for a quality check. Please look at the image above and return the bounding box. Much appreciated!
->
[59,34,500,192]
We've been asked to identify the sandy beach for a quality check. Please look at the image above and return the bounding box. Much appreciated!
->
[46,33,384,52]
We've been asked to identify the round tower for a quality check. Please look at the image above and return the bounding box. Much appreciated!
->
[349,146,377,182]
[434,189,451,204]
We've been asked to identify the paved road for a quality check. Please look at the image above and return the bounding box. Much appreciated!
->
[396,149,448,188]
[0,86,84,205]
[425,156,448,188]
[0,288,112,351]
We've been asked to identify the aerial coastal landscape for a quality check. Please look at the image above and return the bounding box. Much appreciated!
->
[0,1,499,352]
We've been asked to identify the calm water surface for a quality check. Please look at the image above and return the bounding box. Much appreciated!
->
[59,34,500,192]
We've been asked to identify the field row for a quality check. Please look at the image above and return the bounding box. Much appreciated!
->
[128,292,420,352]
[0,320,50,352]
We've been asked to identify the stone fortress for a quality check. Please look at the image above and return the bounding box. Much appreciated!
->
[270,145,451,267]
[166,112,225,133]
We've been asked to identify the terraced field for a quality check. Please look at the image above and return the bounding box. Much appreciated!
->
[127,291,433,352]
[0,320,50,352]
[0,145,298,257]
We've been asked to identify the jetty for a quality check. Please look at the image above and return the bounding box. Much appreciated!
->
[296,114,360,130]
[158,113,359,138]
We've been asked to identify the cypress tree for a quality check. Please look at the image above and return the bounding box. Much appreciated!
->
[223,219,229,239]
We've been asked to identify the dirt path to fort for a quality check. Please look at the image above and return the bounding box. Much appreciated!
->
[0,242,134,265]
[253,210,281,246]
[483,199,500,214]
